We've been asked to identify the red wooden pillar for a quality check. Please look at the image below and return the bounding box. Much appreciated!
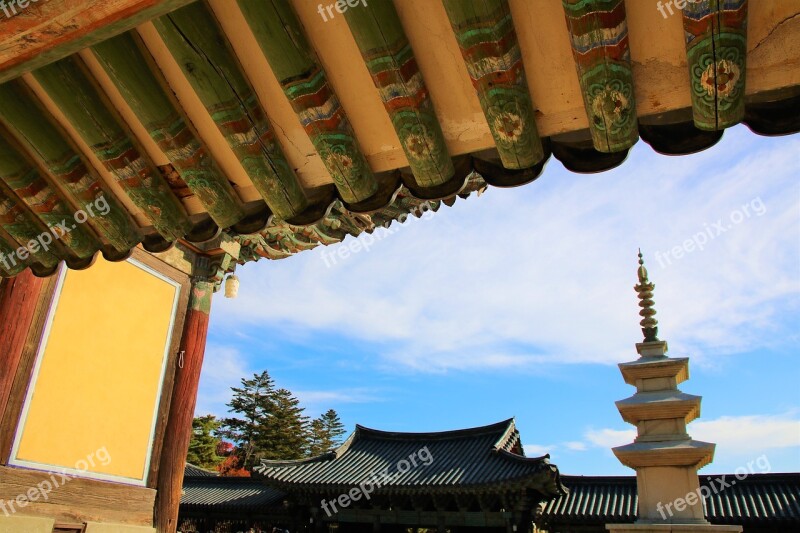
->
[155,278,214,533]
[0,271,49,462]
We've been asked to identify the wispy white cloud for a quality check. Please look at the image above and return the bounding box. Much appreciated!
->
[564,441,589,451]
[692,412,800,455]
[212,128,799,372]
[523,440,591,456]
[294,388,384,417]
[523,443,556,457]
[580,412,800,463]
[584,428,637,449]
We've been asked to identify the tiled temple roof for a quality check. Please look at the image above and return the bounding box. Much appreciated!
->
[184,463,218,478]
[180,465,799,528]
[253,419,566,497]
[181,463,284,511]
[540,473,800,528]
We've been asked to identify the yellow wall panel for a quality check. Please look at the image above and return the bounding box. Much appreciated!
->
[11,258,180,485]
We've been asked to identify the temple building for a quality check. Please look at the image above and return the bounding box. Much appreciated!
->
[253,419,565,533]
[0,0,798,532]
[176,464,800,533]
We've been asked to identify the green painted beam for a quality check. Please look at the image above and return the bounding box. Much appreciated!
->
[562,0,638,152]
[681,0,748,130]
[145,8,307,221]
[344,0,453,188]
[443,0,545,169]
[33,56,192,242]
[92,31,253,228]
[0,81,141,253]
[236,0,379,205]
[0,186,59,269]
[0,130,100,260]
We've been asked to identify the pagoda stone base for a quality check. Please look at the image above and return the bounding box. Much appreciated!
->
[607,524,742,533]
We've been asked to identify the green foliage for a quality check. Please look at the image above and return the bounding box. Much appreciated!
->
[308,409,346,456]
[265,388,310,460]
[217,370,277,469]
[186,415,222,470]
[214,369,348,470]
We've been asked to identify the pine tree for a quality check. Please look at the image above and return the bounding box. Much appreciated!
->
[262,388,309,460]
[321,409,346,445]
[187,415,222,470]
[217,371,276,469]
[308,418,328,456]
[307,409,346,456]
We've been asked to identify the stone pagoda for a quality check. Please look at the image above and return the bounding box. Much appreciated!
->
[605,253,742,533]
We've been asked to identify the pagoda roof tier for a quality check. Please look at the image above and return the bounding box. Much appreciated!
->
[254,419,567,498]
[613,439,715,469]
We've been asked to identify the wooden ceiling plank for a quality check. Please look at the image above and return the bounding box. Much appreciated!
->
[0,81,141,253]
[31,56,192,242]
[147,5,308,221]
[681,0,748,130]
[344,0,454,188]
[442,0,545,170]
[0,0,197,85]
[236,0,379,205]
[562,0,639,153]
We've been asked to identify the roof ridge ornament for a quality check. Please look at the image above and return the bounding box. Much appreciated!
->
[635,249,659,343]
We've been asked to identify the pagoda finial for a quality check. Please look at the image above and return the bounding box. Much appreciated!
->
[635,250,659,342]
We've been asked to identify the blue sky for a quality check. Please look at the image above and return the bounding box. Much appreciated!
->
[199,125,800,476]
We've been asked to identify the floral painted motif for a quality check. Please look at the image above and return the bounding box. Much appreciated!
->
[700,59,741,98]
[403,130,435,161]
[325,151,355,174]
[681,0,747,129]
[591,85,630,125]
[443,0,544,169]
[492,112,525,143]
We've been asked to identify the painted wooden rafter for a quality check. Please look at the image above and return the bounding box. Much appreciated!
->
[89,31,253,229]
[443,0,545,169]
[32,56,193,242]
[344,0,453,188]
[0,130,100,262]
[236,0,379,206]
[0,81,141,254]
[682,0,748,131]
[147,7,308,222]
[562,0,638,153]
[0,186,59,270]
